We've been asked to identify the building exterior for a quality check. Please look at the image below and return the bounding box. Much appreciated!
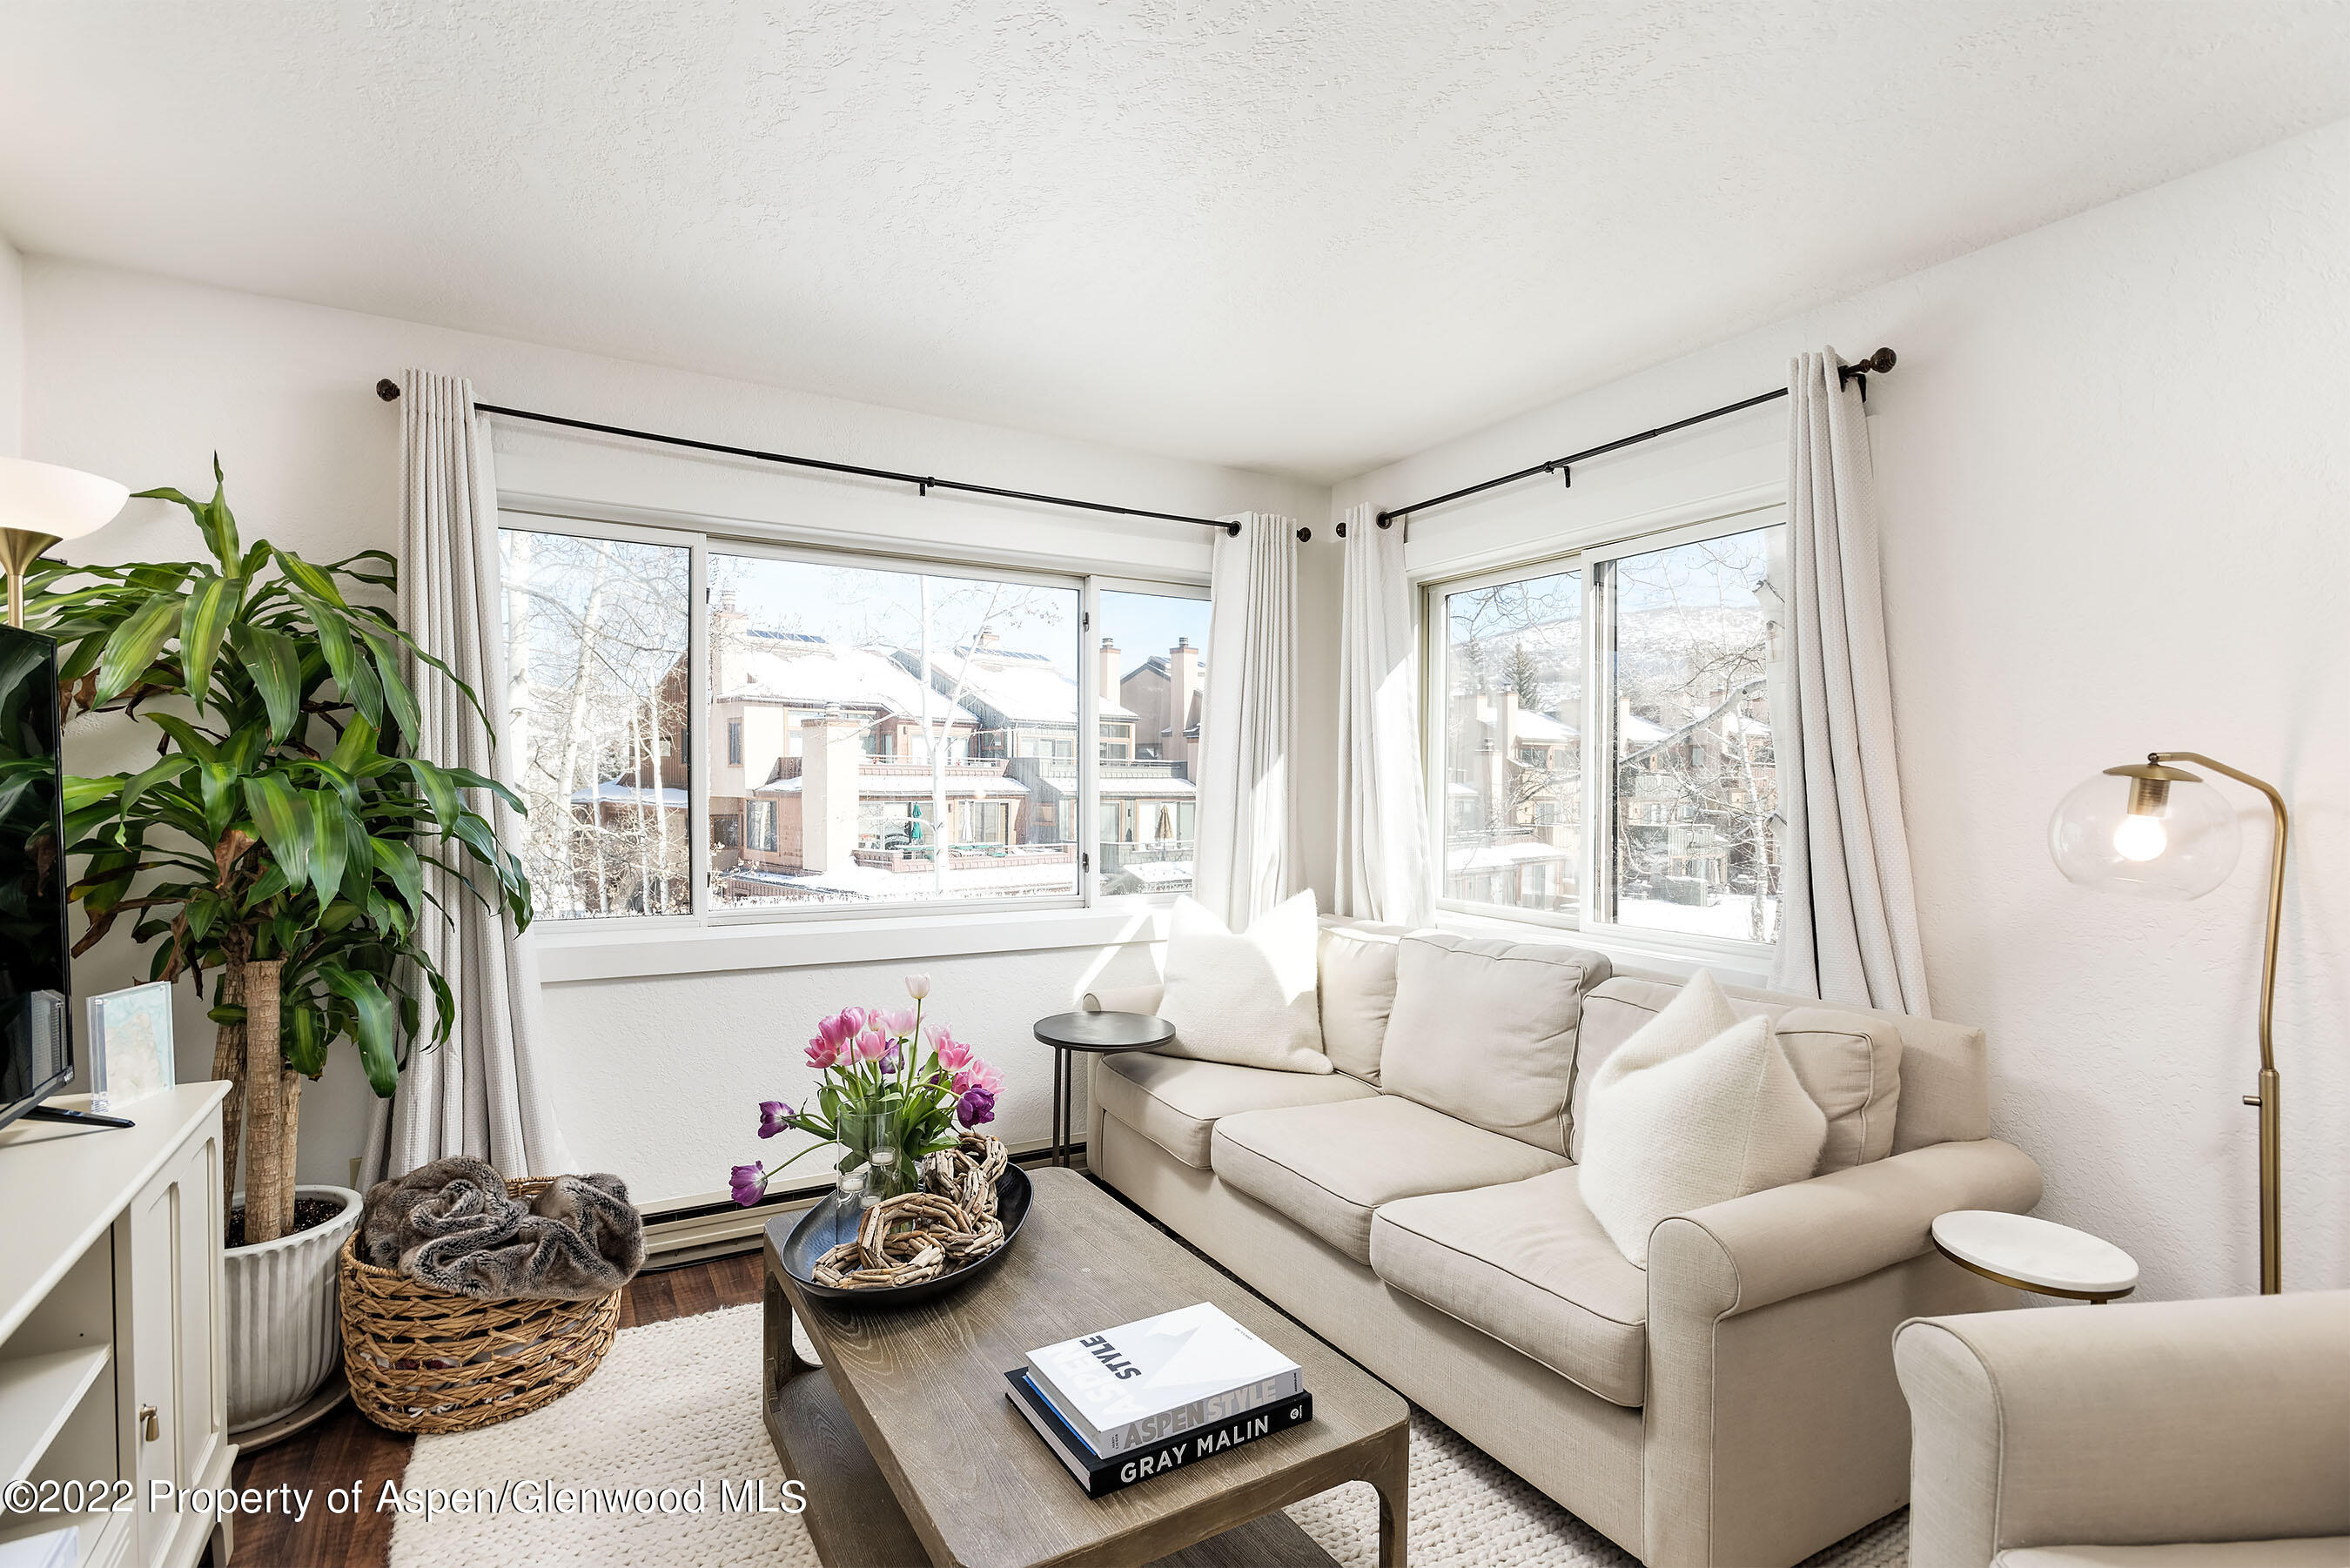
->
[1113,635,1204,774]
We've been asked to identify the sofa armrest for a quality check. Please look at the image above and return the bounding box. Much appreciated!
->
[1083,983,1165,1015]
[1648,1138,2044,1319]
[1895,1292,2350,1568]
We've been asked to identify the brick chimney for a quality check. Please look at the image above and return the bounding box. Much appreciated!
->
[1100,636,1121,706]
[1167,638,1200,765]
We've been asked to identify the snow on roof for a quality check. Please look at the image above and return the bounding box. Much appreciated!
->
[1620,712,1671,745]
[910,646,1136,724]
[1513,710,1576,742]
[1097,776,1195,798]
[571,781,688,807]
[1113,861,1195,888]
[719,632,981,727]
[1446,840,1574,870]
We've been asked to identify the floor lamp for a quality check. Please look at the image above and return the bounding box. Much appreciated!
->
[2049,753,2290,1294]
[0,456,131,628]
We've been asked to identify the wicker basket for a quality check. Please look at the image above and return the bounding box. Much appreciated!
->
[339,1176,623,1435]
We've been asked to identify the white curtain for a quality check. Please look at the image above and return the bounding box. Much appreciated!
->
[1333,504,1429,926]
[1192,512,1300,930]
[1769,351,1932,1015]
[364,370,574,1184]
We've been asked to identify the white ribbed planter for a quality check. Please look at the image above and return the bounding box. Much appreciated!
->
[225,1184,362,1432]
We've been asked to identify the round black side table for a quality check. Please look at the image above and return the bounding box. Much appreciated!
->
[1032,1010,1175,1169]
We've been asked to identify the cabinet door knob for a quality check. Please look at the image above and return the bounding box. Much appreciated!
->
[139,1404,159,1443]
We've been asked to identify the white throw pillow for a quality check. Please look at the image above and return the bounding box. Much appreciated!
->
[1155,892,1332,1075]
[1577,970,1827,1266]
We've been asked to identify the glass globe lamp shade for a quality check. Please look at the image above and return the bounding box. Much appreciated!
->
[2049,765,2240,900]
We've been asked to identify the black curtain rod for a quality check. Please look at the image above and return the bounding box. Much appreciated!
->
[373,378,1261,537]
[1353,347,1896,534]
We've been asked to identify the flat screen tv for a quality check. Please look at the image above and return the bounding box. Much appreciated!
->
[0,623,71,1134]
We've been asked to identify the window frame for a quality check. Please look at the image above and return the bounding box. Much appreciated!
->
[1419,499,1789,966]
[495,507,1210,940]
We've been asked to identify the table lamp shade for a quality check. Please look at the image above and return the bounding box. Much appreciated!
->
[2049,764,2240,900]
[0,456,130,627]
[0,456,131,542]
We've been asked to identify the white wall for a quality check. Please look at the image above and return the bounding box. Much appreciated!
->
[21,258,1336,1203]
[0,231,22,455]
[1336,118,2350,1301]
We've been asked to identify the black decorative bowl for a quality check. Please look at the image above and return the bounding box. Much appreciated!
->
[779,1163,1032,1309]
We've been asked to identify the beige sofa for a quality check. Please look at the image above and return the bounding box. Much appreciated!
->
[1895,1291,2350,1568]
[1086,921,2044,1568]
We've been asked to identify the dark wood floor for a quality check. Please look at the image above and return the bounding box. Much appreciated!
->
[228,1250,765,1567]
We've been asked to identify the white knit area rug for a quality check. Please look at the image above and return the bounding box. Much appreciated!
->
[387,1304,1906,1568]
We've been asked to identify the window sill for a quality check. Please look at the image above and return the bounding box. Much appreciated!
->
[1431,908,1776,988]
[528,901,1174,984]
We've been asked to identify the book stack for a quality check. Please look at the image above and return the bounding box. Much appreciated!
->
[1007,1302,1311,1498]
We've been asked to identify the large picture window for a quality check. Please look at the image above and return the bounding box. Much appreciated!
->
[495,513,1205,928]
[1424,508,1786,954]
[500,528,693,920]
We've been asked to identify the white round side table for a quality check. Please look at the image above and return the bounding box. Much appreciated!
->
[1930,1210,2139,1303]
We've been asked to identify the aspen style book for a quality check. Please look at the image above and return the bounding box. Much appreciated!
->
[1023,1302,1305,1458]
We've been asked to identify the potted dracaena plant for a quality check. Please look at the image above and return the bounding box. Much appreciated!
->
[32,460,532,1431]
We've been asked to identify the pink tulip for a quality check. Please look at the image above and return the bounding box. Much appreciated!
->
[905,973,932,1000]
[852,1029,891,1063]
[804,1035,840,1070]
[816,1007,867,1052]
[928,1023,972,1069]
[876,1006,917,1039]
[951,1057,1003,1096]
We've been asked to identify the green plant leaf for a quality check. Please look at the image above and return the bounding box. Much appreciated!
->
[118,753,197,819]
[93,589,184,702]
[327,712,377,775]
[369,837,423,919]
[305,789,349,908]
[283,1002,329,1077]
[289,588,382,727]
[269,546,347,609]
[319,964,398,1096]
[241,774,309,890]
[230,623,303,740]
[442,765,526,816]
[404,758,460,831]
[358,627,422,743]
[178,573,244,712]
[144,713,219,765]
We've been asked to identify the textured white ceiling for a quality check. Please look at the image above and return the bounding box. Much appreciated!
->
[3,2,2348,481]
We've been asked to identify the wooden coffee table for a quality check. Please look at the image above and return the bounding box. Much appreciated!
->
[762,1167,1409,1568]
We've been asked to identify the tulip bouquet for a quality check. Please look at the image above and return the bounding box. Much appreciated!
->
[730,974,1003,1207]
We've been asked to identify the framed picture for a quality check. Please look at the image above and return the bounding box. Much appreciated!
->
[88,982,176,1113]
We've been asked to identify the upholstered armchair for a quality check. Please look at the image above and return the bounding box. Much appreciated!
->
[1893,1290,2350,1568]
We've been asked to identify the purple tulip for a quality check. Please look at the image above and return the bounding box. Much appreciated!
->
[879,1046,901,1074]
[956,1085,997,1128]
[757,1100,796,1139]
[729,1162,768,1207]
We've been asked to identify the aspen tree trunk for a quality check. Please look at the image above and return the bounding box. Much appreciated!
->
[210,965,247,1227]
[238,960,289,1243]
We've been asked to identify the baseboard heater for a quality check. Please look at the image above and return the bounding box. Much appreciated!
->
[639,1137,1068,1265]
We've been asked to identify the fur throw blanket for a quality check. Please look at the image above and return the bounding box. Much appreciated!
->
[359,1157,645,1302]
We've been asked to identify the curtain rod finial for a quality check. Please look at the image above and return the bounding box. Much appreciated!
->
[1225,519,1242,537]
[375,378,401,402]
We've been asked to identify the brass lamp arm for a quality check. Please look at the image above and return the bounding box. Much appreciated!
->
[2149,749,2287,1295]
[2149,752,2286,1075]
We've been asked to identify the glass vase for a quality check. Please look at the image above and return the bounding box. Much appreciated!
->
[836,1108,917,1201]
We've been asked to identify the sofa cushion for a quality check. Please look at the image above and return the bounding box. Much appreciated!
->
[1996,1545,2350,1568]
[1371,1168,1649,1407]
[1577,970,1827,1267]
[1378,932,1612,1155]
[1210,1096,1566,1263]
[1574,977,1904,1173]
[1315,917,1410,1081]
[1092,1052,1379,1170]
[1157,892,1332,1074]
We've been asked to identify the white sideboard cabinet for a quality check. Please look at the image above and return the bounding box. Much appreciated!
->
[0,1083,237,1568]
